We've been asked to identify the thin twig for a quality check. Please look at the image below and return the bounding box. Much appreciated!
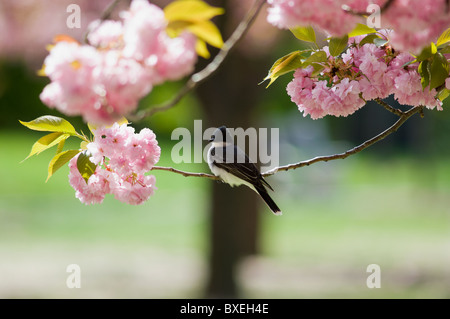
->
[262,105,422,176]
[149,105,423,180]
[83,0,123,44]
[342,0,395,16]
[99,0,123,20]
[375,98,404,116]
[151,166,219,180]
[130,0,266,121]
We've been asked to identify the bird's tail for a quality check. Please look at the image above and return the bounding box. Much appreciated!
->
[255,186,282,216]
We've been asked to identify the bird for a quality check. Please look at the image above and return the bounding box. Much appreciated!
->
[207,126,282,215]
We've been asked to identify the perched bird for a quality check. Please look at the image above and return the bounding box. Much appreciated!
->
[207,126,282,215]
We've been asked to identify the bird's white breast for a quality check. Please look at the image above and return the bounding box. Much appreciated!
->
[208,146,255,190]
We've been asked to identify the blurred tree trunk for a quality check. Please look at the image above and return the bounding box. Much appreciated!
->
[195,0,269,298]
[197,55,262,298]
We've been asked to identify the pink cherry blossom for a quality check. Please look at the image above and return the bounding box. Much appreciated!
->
[152,32,198,84]
[286,33,443,119]
[328,78,364,117]
[393,71,442,110]
[39,41,103,119]
[69,154,110,205]
[87,20,124,49]
[0,0,114,66]
[266,0,450,53]
[93,50,153,119]
[40,0,198,125]
[121,0,167,62]
[40,41,153,124]
[266,0,363,36]
[89,123,161,175]
[112,174,156,205]
[69,123,160,205]
[381,0,450,53]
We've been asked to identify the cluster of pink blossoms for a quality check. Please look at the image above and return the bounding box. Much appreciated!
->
[40,0,197,125]
[287,35,443,119]
[267,0,363,36]
[69,123,161,205]
[267,0,450,53]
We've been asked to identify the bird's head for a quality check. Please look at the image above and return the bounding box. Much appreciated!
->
[209,126,233,144]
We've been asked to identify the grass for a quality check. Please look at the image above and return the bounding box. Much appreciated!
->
[256,156,450,298]
[0,131,209,249]
[0,131,449,298]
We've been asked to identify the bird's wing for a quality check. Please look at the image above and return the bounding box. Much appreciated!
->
[212,145,274,191]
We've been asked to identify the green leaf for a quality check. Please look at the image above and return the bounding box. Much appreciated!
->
[164,0,224,23]
[302,50,328,75]
[87,122,97,134]
[429,52,450,90]
[437,88,450,101]
[47,150,80,182]
[56,138,66,155]
[373,37,389,47]
[402,59,417,68]
[80,141,89,151]
[195,39,210,59]
[164,0,224,55]
[416,43,437,61]
[329,35,349,57]
[290,26,316,43]
[348,23,377,38]
[186,19,223,48]
[359,34,382,47]
[438,44,450,54]
[19,115,77,135]
[436,28,450,47]
[77,150,97,184]
[87,117,128,134]
[166,9,223,57]
[263,51,304,87]
[166,20,190,38]
[418,60,430,90]
[23,132,70,161]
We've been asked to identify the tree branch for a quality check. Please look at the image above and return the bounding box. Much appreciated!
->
[375,98,404,116]
[129,0,266,121]
[151,165,219,180]
[84,0,123,44]
[149,104,423,180]
[262,105,422,176]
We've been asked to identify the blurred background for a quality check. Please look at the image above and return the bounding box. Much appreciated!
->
[1,0,449,298]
